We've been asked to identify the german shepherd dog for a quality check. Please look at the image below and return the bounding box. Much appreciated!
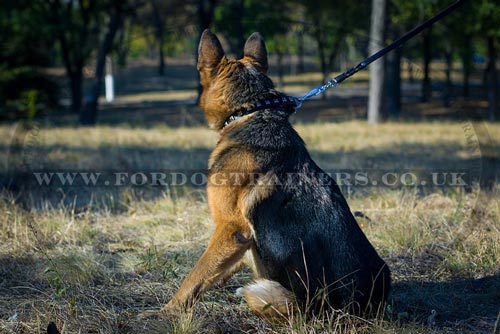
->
[163,30,390,318]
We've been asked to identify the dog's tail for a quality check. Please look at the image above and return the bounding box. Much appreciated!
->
[236,279,295,318]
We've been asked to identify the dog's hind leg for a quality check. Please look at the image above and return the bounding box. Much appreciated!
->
[220,256,246,285]
[244,243,267,278]
[218,243,266,285]
[164,222,253,312]
[237,279,295,318]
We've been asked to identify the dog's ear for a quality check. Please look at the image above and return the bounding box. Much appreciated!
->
[197,29,224,75]
[243,32,268,73]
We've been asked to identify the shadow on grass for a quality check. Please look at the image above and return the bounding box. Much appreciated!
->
[391,273,500,325]
[2,143,212,211]
[1,139,497,211]
[0,251,498,332]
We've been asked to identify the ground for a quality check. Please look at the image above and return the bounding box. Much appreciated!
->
[0,59,499,333]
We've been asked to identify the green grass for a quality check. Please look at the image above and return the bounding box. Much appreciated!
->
[1,120,499,333]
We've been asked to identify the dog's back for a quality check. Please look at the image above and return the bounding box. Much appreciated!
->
[224,108,390,314]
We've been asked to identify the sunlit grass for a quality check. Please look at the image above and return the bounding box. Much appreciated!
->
[1,120,498,171]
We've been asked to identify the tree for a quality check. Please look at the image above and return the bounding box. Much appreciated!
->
[474,0,500,120]
[443,0,475,98]
[301,0,368,100]
[0,1,58,119]
[243,0,291,88]
[214,0,291,55]
[214,0,245,56]
[80,1,131,125]
[461,34,473,98]
[81,1,148,125]
[151,0,167,75]
[391,0,437,103]
[485,36,498,121]
[421,28,432,102]
[213,0,291,87]
[40,0,146,124]
[44,0,103,115]
[385,1,402,118]
[434,1,468,108]
[367,0,387,124]
[135,0,189,76]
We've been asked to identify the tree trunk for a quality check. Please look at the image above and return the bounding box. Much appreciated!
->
[327,40,341,73]
[443,43,453,107]
[69,71,83,114]
[385,12,401,119]
[116,21,130,67]
[486,36,498,121]
[422,29,432,102]
[408,58,414,83]
[50,0,83,114]
[158,34,166,76]
[314,27,328,101]
[297,29,305,74]
[462,34,472,97]
[319,46,327,100]
[386,45,401,118]
[367,0,387,124]
[80,8,122,125]
[151,0,166,76]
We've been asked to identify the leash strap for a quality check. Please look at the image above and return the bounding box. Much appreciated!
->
[294,0,467,109]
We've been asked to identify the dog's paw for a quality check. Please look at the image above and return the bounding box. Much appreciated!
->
[235,287,244,297]
[136,309,166,320]
[162,300,184,314]
[139,297,195,319]
[136,303,182,321]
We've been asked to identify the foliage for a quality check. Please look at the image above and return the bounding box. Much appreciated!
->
[0,2,58,119]
[214,0,292,55]
[472,0,500,38]
[130,0,195,59]
[301,0,369,77]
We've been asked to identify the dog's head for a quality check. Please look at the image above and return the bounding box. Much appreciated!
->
[197,30,277,130]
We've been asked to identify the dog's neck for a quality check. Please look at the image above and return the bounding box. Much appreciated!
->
[222,96,299,128]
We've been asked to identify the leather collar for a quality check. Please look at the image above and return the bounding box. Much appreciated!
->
[223,96,299,128]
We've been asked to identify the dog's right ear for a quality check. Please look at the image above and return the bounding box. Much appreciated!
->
[197,29,224,75]
[243,32,268,73]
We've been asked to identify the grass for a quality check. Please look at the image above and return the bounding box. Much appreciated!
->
[1,119,499,333]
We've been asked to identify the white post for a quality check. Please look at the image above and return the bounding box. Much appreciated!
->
[105,56,114,102]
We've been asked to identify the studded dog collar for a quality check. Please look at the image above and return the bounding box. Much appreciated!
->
[223,96,299,128]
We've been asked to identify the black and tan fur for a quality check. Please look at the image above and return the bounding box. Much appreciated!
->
[162,30,391,318]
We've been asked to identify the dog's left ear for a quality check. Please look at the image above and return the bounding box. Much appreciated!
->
[198,29,225,74]
[244,32,268,73]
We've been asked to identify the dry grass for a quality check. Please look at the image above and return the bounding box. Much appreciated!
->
[1,120,499,333]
